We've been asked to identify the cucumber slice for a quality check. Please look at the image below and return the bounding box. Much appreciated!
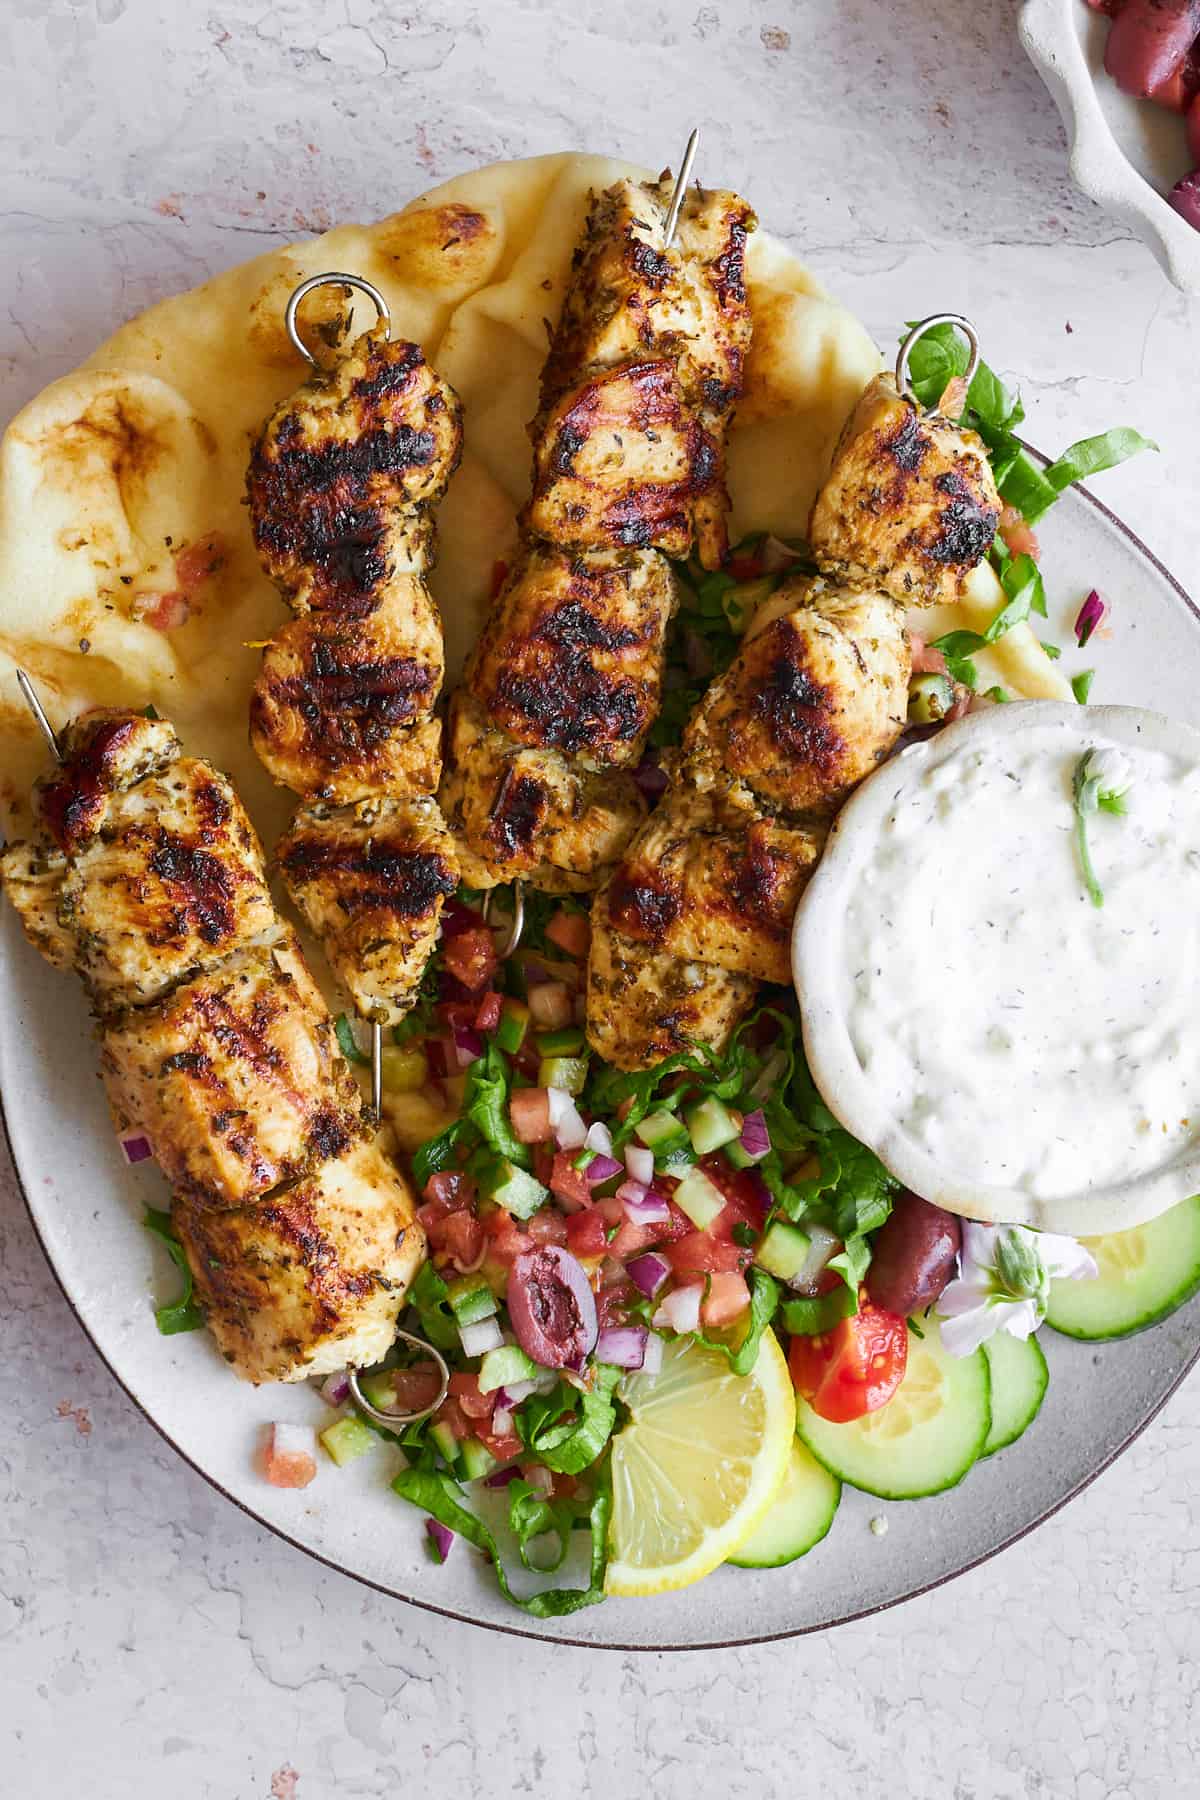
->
[981,1331,1048,1457]
[1043,1195,1200,1341]
[730,1438,841,1568]
[796,1315,990,1500]
[685,1096,740,1155]
[755,1221,812,1282]
[673,1166,725,1230]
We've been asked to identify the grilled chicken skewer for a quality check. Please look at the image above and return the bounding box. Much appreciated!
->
[246,276,465,1111]
[440,138,755,896]
[0,689,426,1382]
[587,322,1001,1069]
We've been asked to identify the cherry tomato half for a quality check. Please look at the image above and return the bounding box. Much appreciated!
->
[788,1298,908,1423]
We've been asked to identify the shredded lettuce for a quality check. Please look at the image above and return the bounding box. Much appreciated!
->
[334,1013,370,1066]
[412,1039,529,1188]
[695,1268,779,1375]
[142,1206,204,1335]
[515,1364,622,1475]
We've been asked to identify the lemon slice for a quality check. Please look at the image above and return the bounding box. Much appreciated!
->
[605,1329,794,1597]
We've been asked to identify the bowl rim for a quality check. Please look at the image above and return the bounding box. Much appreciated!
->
[1018,0,1200,294]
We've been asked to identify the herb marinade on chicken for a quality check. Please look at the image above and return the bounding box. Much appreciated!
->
[586,377,1001,1070]
[439,172,755,891]
[246,326,464,1027]
[0,708,425,1381]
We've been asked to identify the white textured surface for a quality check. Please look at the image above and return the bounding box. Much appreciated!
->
[2,1,1198,1793]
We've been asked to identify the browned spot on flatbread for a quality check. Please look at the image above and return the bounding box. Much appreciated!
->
[376,203,502,292]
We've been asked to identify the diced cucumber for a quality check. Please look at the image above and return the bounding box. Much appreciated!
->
[429,1420,460,1465]
[460,1438,498,1481]
[538,1055,588,1095]
[673,1166,726,1231]
[780,1288,857,1337]
[535,1026,586,1057]
[730,1438,840,1568]
[357,1370,399,1411]
[635,1110,690,1153]
[1043,1194,1200,1341]
[320,1414,375,1467]
[796,1315,990,1500]
[755,1221,811,1283]
[496,997,530,1054]
[478,1343,537,1395]
[685,1096,741,1156]
[445,1273,498,1327]
[478,1156,548,1220]
[982,1331,1048,1457]
[726,1138,765,1170]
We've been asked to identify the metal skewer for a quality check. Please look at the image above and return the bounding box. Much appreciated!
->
[482,881,525,959]
[348,1329,451,1428]
[15,668,63,763]
[895,313,981,408]
[663,126,700,247]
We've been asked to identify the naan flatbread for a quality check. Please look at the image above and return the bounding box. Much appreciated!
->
[0,151,1068,842]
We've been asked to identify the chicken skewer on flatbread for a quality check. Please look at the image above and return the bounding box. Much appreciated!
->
[586,317,1001,1070]
[440,133,755,900]
[245,275,465,1114]
[0,684,431,1385]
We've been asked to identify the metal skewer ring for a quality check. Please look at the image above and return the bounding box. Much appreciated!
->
[348,1330,451,1427]
[285,271,392,367]
[895,313,981,408]
[482,881,525,959]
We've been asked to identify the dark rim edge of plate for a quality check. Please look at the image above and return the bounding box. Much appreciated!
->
[3,459,1198,1654]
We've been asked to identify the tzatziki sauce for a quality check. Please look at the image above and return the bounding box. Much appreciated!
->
[835,717,1200,1203]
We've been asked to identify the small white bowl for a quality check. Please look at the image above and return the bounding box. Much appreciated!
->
[1020,0,1200,293]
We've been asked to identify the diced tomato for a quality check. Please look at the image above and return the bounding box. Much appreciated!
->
[545,909,591,959]
[475,1419,523,1461]
[597,1279,638,1330]
[391,1366,444,1412]
[448,1373,493,1419]
[439,1208,485,1270]
[666,1231,746,1276]
[510,1086,552,1145]
[136,589,192,631]
[998,504,1041,562]
[474,991,502,1032]
[482,1208,529,1270]
[442,928,498,994]
[702,1270,751,1327]
[440,898,487,939]
[565,1206,609,1260]
[262,1426,318,1490]
[434,1396,473,1441]
[549,1151,591,1210]
[788,1299,908,1423]
[607,1218,667,1262]
[728,554,766,581]
[525,1206,569,1247]
[423,1169,471,1208]
[909,632,948,676]
[703,1157,769,1236]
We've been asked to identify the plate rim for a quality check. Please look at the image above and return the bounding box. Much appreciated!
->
[4,460,1199,1653]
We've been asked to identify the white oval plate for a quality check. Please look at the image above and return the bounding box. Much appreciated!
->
[3,471,1200,1650]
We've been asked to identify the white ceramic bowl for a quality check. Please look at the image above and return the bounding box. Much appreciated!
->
[1020,0,1200,293]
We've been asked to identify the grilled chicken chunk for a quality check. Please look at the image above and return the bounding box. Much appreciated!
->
[277,796,459,1027]
[465,543,678,770]
[250,594,444,802]
[527,359,722,565]
[173,1137,425,1382]
[603,788,824,986]
[32,709,181,857]
[0,833,73,970]
[439,691,645,890]
[100,929,363,1207]
[586,874,758,1071]
[248,329,462,617]
[808,374,999,607]
[683,578,910,817]
[56,757,276,1010]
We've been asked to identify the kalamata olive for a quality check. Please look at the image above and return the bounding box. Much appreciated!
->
[1169,167,1200,230]
[1105,0,1200,99]
[866,1191,962,1317]
[506,1244,598,1370]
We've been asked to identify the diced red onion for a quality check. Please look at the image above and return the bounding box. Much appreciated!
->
[492,1405,514,1437]
[585,1153,624,1185]
[624,1144,654,1185]
[459,1316,504,1358]
[616,1180,671,1225]
[120,1133,153,1165]
[426,1519,454,1562]
[585,1120,613,1156]
[484,1464,521,1489]
[632,757,669,801]
[523,1463,554,1494]
[627,1252,671,1298]
[452,1024,483,1068]
[641,1331,664,1375]
[440,899,485,939]
[522,958,552,988]
[1075,589,1108,647]
[789,1222,841,1295]
[748,1048,789,1104]
[496,1378,537,1407]
[1170,169,1200,230]
[547,1088,587,1151]
[319,1371,351,1408]
[653,1283,703,1334]
[739,1109,770,1160]
[595,1324,648,1369]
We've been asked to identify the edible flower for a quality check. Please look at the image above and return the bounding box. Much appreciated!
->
[936,1222,1097,1357]
[1074,589,1107,648]
[1072,747,1133,908]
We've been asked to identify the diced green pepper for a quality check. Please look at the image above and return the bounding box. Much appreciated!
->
[320,1415,375,1467]
[478,1343,537,1395]
[496,997,530,1054]
[538,1055,588,1095]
